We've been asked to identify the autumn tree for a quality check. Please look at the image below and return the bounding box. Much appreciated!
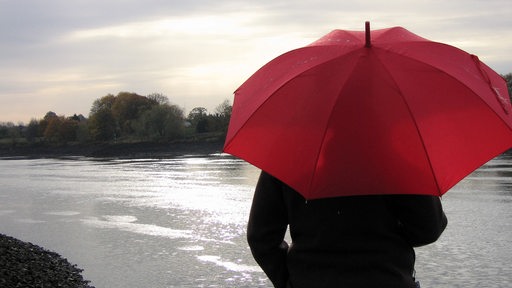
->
[59,117,80,142]
[147,93,170,106]
[88,92,179,141]
[88,92,154,141]
[134,104,185,141]
[43,115,80,143]
[89,108,116,141]
[90,94,115,115]
[42,112,59,142]
[88,95,117,141]
[38,111,57,138]
[111,92,155,136]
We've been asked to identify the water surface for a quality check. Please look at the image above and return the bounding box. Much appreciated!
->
[0,153,511,287]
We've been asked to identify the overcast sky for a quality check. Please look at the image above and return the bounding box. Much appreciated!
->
[1,0,511,123]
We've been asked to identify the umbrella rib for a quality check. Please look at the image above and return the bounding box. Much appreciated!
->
[308,54,362,197]
[373,49,443,196]
[376,45,512,196]
[225,46,362,153]
[386,44,512,132]
[225,47,365,198]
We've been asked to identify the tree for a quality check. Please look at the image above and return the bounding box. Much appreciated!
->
[76,120,90,143]
[213,99,232,134]
[89,109,116,142]
[89,94,117,141]
[214,99,232,117]
[43,117,61,142]
[59,117,79,143]
[1,122,22,145]
[0,123,8,139]
[90,94,115,115]
[111,92,155,136]
[25,119,41,143]
[42,116,79,143]
[503,73,512,103]
[43,111,57,120]
[147,93,169,106]
[39,111,60,142]
[134,104,185,141]
[188,107,207,120]
[187,107,208,133]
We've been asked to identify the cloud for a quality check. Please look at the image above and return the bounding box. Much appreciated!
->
[0,0,511,122]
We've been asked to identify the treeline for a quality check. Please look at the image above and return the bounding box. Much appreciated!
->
[0,92,232,145]
[1,73,512,146]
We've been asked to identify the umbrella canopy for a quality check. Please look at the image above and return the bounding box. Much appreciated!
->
[223,22,512,200]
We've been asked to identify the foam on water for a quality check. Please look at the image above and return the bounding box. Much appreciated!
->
[44,211,81,216]
[197,255,261,273]
[81,215,194,240]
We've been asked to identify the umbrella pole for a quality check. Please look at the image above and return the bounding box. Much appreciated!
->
[365,21,371,48]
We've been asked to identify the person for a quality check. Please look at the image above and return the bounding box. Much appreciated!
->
[247,171,447,288]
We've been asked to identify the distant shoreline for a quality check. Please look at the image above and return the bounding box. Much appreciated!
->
[2,139,511,161]
[0,139,225,159]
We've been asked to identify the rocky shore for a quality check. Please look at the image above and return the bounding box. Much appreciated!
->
[0,233,94,288]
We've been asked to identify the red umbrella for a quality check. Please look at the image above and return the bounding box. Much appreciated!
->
[223,22,512,200]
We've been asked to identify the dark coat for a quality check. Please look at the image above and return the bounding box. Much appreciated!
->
[247,171,447,288]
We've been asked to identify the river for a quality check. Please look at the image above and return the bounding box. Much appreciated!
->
[0,152,511,288]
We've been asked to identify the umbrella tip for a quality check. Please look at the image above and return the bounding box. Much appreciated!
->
[365,21,371,48]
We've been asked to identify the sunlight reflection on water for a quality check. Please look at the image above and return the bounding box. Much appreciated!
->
[0,152,511,287]
[0,154,264,287]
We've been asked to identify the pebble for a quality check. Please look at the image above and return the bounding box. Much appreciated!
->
[0,233,94,288]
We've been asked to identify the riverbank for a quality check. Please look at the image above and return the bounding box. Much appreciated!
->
[0,233,94,288]
[0,138,225,159]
